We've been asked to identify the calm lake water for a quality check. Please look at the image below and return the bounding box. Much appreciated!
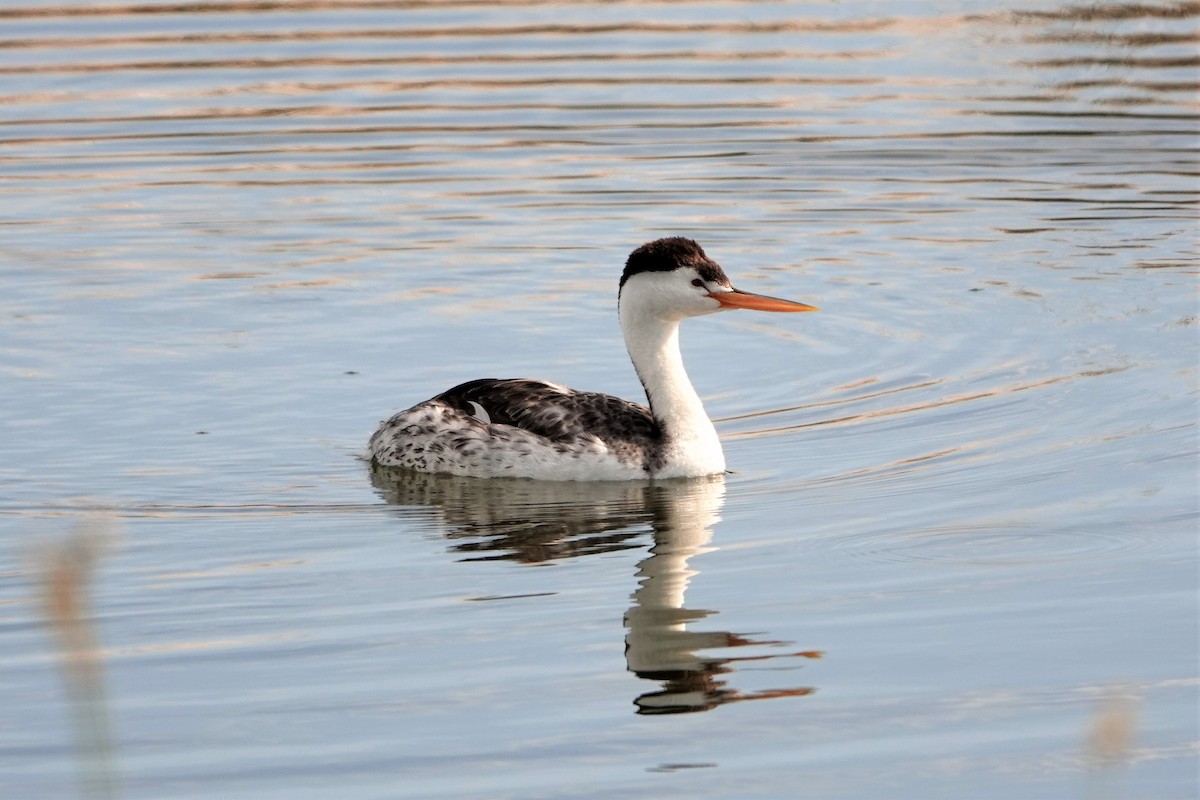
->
[1,1,1197,798]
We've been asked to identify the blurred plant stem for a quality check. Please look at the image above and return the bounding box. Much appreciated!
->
[37,519,119,800]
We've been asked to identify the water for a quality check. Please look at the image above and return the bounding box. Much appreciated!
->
[1,1,1197,798]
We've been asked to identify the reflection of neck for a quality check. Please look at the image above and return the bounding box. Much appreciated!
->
[624,479,724,673]
[629,516,713,618]
[619,298,724,476]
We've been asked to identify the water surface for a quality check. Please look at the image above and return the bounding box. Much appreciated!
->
[1,2,1196,799]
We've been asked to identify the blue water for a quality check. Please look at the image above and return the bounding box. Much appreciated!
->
[1,2,1196,798]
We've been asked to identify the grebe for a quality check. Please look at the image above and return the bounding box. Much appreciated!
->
[368,237,817,480]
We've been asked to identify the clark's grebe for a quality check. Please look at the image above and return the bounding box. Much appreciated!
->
[368,237,817,480]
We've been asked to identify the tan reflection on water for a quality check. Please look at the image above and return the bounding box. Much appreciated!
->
[370,466,821,714]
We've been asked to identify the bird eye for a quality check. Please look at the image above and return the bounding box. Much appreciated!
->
[691,278,704,287]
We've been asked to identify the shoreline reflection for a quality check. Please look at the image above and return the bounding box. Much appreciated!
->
[370,465,820,715]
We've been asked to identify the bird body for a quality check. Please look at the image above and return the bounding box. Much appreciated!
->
[368,238,816,481]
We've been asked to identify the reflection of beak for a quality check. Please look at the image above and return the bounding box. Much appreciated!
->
[710,289,818,312]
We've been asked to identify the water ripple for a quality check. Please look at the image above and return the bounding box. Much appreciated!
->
[820,521,1167,567]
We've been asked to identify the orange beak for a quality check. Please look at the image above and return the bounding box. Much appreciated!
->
[710,289,818,313]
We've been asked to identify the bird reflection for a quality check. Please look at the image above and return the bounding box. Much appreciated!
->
[370,464,820,714]
[624,478,820,714]
[370,463,654,563]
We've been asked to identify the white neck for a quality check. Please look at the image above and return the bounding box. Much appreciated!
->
[619,285,725,477]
